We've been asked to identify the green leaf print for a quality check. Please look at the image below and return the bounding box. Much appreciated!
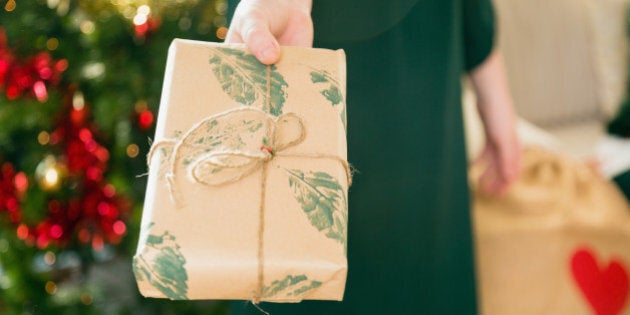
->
[309,69,346,130]
[286,169,347,245]
[133,230,189,300]
[261,274,322,299]
[182,116,263,152]
[309,70,343,106]
[209,48,288,116]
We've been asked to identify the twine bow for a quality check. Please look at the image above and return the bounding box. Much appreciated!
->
[148,106,351,304]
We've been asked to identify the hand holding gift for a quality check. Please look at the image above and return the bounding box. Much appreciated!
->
[225,0,313,64]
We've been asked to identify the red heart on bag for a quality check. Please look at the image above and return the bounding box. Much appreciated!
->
[571,247,629,315]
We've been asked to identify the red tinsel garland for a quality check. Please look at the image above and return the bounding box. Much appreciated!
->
[0,28,130,250]
[5,102,131,250]
[0,29,67,102]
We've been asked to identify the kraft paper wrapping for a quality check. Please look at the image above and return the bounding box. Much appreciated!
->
[133,39,348,302]
[472,147,630,315]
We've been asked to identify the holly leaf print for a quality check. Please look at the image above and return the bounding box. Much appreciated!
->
[209,48,288,116]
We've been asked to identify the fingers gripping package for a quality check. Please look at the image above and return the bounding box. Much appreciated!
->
[133,39,349,303]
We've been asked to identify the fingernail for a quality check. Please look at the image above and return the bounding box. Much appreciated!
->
[257,43,276,63]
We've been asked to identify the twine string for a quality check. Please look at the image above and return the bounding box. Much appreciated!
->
[147,65,351,308]
[252,65,273,306]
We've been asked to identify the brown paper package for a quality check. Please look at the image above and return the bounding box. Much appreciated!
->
[133,39,349,303]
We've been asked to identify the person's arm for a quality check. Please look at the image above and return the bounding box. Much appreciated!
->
[225,0,313,64]
[470,49,521,195]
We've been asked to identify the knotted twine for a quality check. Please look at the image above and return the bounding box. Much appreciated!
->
[147,65,352,306]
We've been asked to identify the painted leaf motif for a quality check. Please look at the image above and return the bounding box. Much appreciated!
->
[133,230,189,300]
[261,274,322,299]
[181,116,264,152]
[310,71,328,83]
[309,69,346,130]
[209,48,288,116]
[309,70,343,106]
[286,169,347,245]
[322,86,343,106]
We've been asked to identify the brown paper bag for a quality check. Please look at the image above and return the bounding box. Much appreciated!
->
[472,147,630,315]
[133,39,349,302]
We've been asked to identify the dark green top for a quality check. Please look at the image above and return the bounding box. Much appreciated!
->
[231,0,495,313]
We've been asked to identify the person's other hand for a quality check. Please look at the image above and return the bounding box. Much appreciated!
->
[475,127,521,195]
[225,0,313,65]
[471,50,522,195]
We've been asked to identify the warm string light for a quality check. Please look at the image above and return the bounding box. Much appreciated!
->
[79,20,96,35]
[109,0,200,18]
[81,62,105,80]
[46,38,59,51]
[44,251,56,265]
[38,131,50,145]
[126,144,139,158]
[80,292,93,305]
[72,91,85,110]
[92,0,228,38]
[129,4,162,37]
[214,0,227,15]
[45,281,57,295]
[47,0,69,15]
[35,155,63,191]
[4,0,16,12]
[133,5,150,26]
[216,26,228,40]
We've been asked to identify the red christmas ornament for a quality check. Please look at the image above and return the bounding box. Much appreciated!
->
[0,30,131,251]
[0,28,66,102]
[0,89,131,250]
[0,163,22,223]
[0,29,14,88]
[134,16,161,38]
[137,109,154,130]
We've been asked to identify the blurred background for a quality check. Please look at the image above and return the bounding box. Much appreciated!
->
[0,0,230,314]
[463,0,630,203]
[0,0,630,314]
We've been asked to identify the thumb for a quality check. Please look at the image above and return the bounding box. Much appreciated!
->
[240,16,281,65]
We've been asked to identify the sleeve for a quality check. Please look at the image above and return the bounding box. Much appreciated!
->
[227,0,238,24]
[312,0,418,43]
[463,0,496,71]
[228,0,419,43]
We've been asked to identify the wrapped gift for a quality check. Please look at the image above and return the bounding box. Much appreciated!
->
[472,147,630,315]
[133,39,349,303]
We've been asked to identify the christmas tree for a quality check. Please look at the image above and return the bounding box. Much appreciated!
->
[0,0,228,313]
